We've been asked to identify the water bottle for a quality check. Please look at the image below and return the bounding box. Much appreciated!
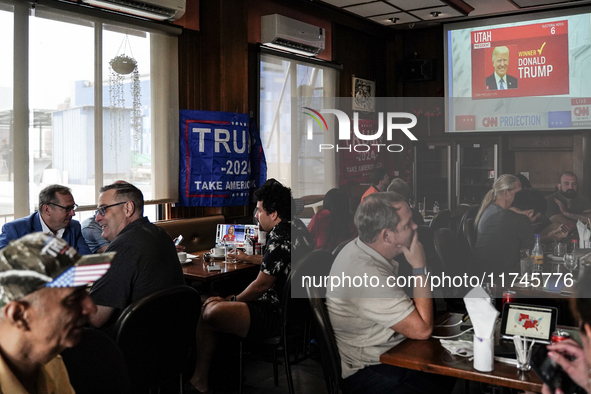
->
[532,234,544,274]
[244,235,253,256]
[433,201,440,214]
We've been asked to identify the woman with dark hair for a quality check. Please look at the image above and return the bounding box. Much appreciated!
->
[308,188,357,251]
[541,270,591,394]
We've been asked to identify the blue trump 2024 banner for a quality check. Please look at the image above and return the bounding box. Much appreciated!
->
[179,110,267,207]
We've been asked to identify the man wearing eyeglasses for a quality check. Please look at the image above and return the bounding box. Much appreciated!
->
[0,184,91,254]
[88,183,184,329]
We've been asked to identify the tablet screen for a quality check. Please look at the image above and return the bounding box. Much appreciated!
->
[215,224,258,247]
[501,303,557,343]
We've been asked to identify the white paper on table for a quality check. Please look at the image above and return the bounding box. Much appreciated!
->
[463,286,499,339]
[577,220,591,248]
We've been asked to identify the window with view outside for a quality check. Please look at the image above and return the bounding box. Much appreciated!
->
[0,3,178,224]
[259,53,338,198]
[0,6,13,225]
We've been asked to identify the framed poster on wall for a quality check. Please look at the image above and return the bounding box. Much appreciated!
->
[352,76,375,112]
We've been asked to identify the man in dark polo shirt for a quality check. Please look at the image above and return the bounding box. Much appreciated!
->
[89,183,184,329]
[545,171,591,226]
[188,179,313,393]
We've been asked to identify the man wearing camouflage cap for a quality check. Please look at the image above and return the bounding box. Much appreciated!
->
[0,233,112,393]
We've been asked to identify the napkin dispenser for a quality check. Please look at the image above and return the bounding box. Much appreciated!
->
[464,286,499,372]
[576,220,591,249]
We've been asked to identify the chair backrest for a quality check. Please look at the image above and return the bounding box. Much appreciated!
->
[294,249,340,393]
[332,237,353,257]
[433,228,472,299]
[416,225,441,276]
[291,249,336,304]
[61,328,132,394]
[464,218,477,251]
[430,209,451,231]
[450,203,472,232]
[452,203,472,219]
[113,285,201,392]
[305,283,342,394]
[456,205,479,238]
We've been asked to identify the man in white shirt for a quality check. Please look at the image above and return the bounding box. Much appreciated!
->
[326,192,455,393]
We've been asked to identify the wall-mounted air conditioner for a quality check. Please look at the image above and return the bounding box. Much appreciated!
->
[261,14,325,56]
[82,0,185,21]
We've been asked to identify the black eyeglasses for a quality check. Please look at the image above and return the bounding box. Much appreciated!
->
[47,202,78,213]
[95,201,127,216]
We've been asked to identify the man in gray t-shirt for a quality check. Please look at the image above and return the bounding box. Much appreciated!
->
[326,192,454,393]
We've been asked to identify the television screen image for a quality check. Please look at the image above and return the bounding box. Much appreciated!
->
[216,224,257,248]
[445,8,591,132]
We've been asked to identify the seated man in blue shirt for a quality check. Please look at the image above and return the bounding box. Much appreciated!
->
[0,184,91,254]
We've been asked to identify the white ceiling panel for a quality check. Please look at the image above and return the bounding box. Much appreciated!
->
[345,1,399,17]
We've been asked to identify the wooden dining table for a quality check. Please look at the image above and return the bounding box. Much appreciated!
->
[380,312,545,392]
[182,250,259,284]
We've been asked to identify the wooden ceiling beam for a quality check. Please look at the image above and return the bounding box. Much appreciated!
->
[440,0,475,15]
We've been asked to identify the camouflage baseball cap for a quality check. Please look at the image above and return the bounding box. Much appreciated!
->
[0,232,114,306]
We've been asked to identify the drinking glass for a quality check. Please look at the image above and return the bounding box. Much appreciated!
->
[554,242,566,257]
[519,253,533,282]
[418,202,425,217]
[225,245,237,263]
[564,253,578,274]
[516,346,532,372]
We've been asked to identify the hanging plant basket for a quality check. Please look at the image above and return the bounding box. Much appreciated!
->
[110,55,137,75]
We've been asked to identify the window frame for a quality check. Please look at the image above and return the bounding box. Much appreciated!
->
[7,0,180,219]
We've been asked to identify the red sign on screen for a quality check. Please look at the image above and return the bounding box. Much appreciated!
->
[471,21,569,99]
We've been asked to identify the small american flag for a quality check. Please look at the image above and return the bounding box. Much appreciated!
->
[46,263,111,288]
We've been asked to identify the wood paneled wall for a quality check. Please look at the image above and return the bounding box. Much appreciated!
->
[173,0,398,220]
[174,1,249,220]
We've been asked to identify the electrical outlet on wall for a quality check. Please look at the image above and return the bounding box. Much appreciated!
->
[520,172,530,179]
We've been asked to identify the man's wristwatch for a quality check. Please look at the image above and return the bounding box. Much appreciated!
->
[412,266,428,276]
